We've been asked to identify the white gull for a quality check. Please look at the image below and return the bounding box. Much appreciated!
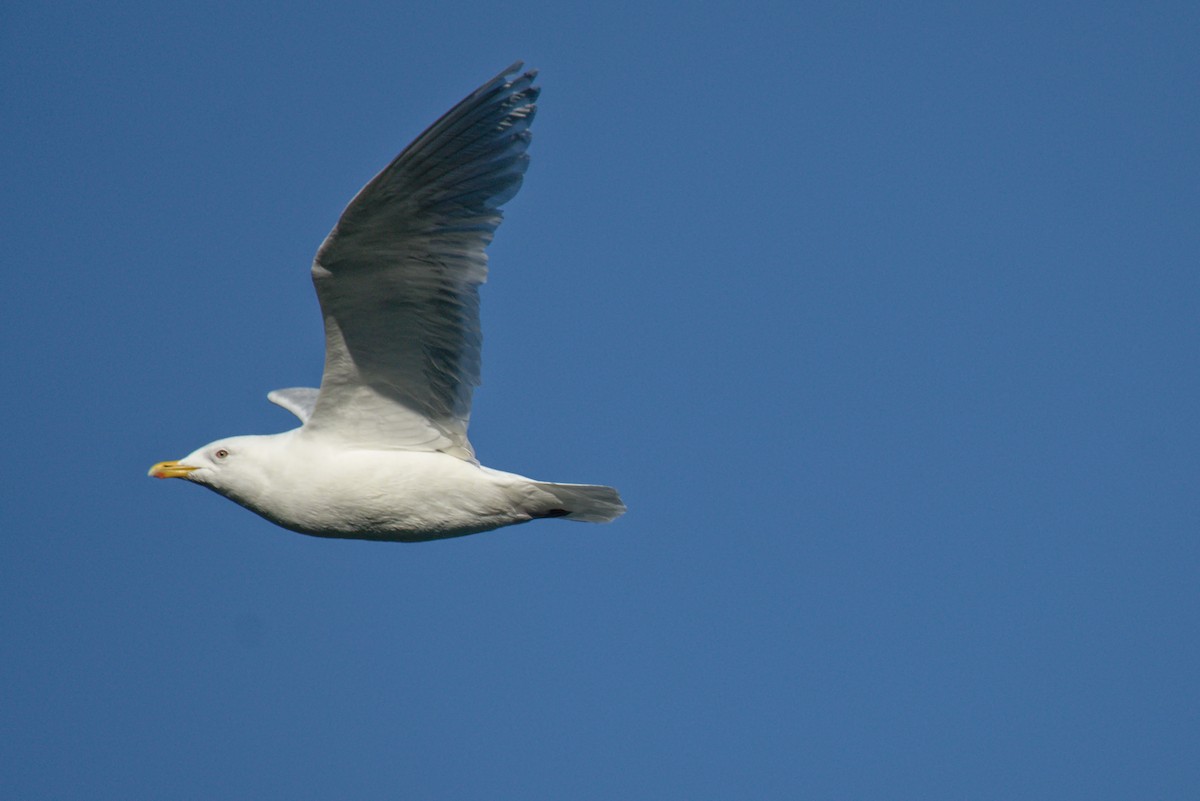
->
[149,63,625,541]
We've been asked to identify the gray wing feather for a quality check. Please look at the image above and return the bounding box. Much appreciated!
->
[267,387,320,423]
[307,63,538,460]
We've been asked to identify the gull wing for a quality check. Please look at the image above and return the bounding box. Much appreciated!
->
[306,63,538,461]
[267,387,319,423]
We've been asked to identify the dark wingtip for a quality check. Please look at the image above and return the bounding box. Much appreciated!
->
[498,61,537,82]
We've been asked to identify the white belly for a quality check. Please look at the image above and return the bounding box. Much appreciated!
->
[248,448,534,541]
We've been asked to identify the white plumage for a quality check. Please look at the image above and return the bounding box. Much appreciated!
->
[149,64,625,542]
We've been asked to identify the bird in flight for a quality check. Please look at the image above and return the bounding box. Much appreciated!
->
[149,63,625,541]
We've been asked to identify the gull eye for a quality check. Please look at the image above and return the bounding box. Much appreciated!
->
[214,448,230,460]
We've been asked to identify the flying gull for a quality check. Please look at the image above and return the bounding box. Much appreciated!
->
[149,63,625,541]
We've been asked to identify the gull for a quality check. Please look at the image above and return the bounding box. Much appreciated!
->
[149,63,625,541]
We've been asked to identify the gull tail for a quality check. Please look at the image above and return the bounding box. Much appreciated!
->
[529,481,626,523]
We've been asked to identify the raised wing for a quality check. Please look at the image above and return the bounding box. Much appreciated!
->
[306,63,538,461]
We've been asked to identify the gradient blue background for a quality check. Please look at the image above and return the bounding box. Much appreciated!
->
[2,2,1197,798]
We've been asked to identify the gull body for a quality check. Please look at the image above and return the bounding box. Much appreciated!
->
[165,430,620,542]
[150,64,625,541]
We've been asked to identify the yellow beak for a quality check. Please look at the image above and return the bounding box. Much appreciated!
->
[149,460,200,479]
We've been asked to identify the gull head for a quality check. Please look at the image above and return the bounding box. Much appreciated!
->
[149,435,275,499]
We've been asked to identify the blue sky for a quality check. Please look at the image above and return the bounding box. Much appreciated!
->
[2,1,1198,798]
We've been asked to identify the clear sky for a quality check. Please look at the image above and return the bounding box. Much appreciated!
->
[2,1,1197,798]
